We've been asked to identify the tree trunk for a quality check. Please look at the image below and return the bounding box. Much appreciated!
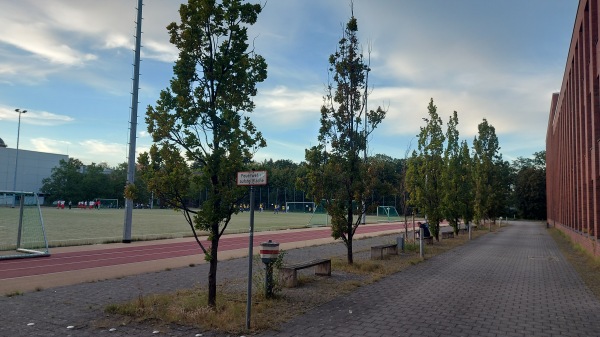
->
[347,202,354,264]
[208,229,219,307]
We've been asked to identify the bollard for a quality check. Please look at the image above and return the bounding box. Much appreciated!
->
[259,240,280,298]
[397,234,405,253]
[468,223,472,240]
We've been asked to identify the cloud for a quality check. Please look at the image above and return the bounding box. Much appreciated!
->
[30,138,72,154]
[0,107,74,126]
[254,85,323,128]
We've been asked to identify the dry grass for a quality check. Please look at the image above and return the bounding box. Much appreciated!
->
[103,227,489,335]
[548,227,600,300]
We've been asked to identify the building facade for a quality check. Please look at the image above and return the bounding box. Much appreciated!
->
[0,147,68,195]
[547,0,600,256]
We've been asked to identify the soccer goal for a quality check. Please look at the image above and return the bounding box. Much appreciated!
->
[376,205,401,222]
[96,198,119,209]
[307,201,329,226]
[285,201,315,213]
[0,191,50,259]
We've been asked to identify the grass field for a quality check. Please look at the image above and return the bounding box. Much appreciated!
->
[0,206,397,248]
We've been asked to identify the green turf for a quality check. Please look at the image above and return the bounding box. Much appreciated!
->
[0,206,395,247]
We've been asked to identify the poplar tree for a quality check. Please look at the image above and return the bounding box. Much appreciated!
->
[406,98,445,241]
[441,111,463,234]
[472,119,501,225]
[139,0,267,307]
[304,7,385,264]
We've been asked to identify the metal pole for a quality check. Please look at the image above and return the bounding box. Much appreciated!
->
[246,186,255,330]
[13,109,26,202]
[123,0,143,243]
[468,223,472,240]
[419,227,424,259]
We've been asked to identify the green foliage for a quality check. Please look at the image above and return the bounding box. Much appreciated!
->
[253,250,286,298]
[472,119,504,223]
[140,0,267,307]
[441,111,466,234]
[406,98,445,240]
[41,159,144,205]
[513,153,546,220]
[303,8,386,264]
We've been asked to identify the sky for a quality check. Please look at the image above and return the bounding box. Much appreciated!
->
[0,0,579,167]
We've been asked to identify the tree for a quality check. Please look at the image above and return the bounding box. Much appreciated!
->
[513,151,546,219]
[472,119,502,224]
[303,8,385,264]
[41,158,84,203]
[441,111,463,234]
[406,98,445,241]
[140,0,267,307]
[457,140,474,226]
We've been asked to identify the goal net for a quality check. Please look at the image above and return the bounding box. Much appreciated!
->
[285,201,315,213]
[376,205,401,222]
[96,198,119,209]
[0,191,50,259]
[307,201,329,226]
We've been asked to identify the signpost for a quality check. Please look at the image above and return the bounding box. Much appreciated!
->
[238,170,267,330]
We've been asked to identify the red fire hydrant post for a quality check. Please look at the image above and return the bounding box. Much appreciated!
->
[259,240,280,298]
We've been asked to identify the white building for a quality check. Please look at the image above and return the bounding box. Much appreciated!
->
[0,138,68,194]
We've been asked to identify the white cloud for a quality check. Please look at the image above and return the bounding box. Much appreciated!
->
[30,138,72,154]
[0,107,74,126]
[254,85,323,127]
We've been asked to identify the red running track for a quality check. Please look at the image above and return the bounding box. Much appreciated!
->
[0,223,408,280]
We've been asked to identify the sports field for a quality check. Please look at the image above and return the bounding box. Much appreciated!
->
[0,206,398,247]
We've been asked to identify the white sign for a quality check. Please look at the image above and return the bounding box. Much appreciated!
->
[237,171,268,186]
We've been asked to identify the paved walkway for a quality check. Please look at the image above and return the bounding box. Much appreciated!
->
[258,221,600,337]
[1,221,600,336]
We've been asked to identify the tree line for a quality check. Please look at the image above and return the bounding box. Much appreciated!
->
[40,0,547,307]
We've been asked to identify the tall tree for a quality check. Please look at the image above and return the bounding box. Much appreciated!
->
[472,119,502,224]
[513,151,546,220]
[457,140,474,226]
[140,0,267,307]
[41,158,84,203]
[441,111,463,234]
[406,98,445,241]
[304,8,385,264]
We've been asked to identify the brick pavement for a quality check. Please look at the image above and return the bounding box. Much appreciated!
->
[1,221,600,336]
[258,221,600,337]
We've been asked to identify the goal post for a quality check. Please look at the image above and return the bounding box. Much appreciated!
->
[96,198,119,209]
[285,201,315,213]
[0,191,50,259]
[376,205,401,222]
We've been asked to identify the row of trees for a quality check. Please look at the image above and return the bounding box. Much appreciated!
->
[39,0,547,307]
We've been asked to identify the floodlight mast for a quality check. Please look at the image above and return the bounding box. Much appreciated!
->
[123,0,143,243]
[12,109,26,208]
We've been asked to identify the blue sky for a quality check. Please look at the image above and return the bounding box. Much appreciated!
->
[0,0,578,167]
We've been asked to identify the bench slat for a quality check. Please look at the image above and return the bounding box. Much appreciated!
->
[282,258,330,271]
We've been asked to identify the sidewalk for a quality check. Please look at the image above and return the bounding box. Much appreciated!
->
[258,221,600,337]
[1,221,599,336]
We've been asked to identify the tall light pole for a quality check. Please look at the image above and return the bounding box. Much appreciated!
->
[13,108,27,192]
[12,108,26,208]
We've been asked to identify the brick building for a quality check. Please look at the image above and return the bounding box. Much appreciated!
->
[547,0,600,256]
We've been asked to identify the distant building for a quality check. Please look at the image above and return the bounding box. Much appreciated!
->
[546,0,600,256]
[0,146,68,194]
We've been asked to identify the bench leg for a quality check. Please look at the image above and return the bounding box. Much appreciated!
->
[371,247,384,260]
[387,246,398,255]
[280,268,298,287]
[315,260,331,276]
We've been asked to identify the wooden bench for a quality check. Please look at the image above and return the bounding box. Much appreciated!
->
[441,231,455,239]
[370,243,398,260]
[280,258,331,287]
[415,232,434,245]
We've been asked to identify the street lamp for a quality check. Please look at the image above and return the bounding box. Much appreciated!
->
[13,108,27,193]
